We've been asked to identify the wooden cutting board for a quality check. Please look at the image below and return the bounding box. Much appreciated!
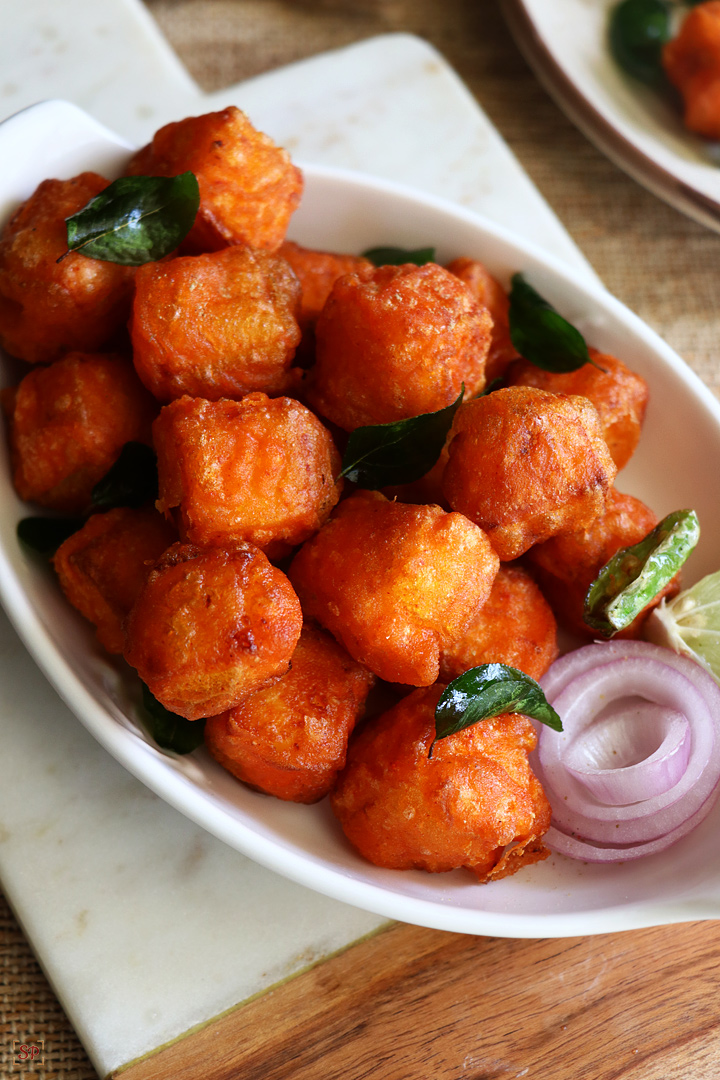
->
[115,919,720,1079]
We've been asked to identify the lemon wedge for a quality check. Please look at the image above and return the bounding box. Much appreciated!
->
[645,569,720,685]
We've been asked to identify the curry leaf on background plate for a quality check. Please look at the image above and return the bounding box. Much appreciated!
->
[61,172,200,266]
[140,684,206,755]
[508,273,598,373]
[431,664,562,758]
[609,0,672,87]
[91,441,158,511]
[339,388,463,489]
[584,509,700,637]
[362,245,436,267]
[17,516,84,558]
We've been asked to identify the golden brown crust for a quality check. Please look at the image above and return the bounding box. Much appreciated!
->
[123,541,302,720]
[130,245,301,403]
[506,348,649,470]
[53,507,176,654]
[663,2,720,138]
[330,685,551,880]
[439,564,558,682]
[125,107,303,252]
[307,262,492,430]
[289,491,499,686]
[6,352,157,513]
[0,173,135,364]
[205,626,375,803]
[441,386,617,560]
[445,256,518,383]
[153,394,342,557]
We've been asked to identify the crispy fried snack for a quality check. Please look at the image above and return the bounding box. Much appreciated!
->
[307,262,492,430]
[330,685,551,881]
[506,348,648,470]
[6,352,157,513]
[125,107,303,252]
[439,564,558,682]
[289,491,499,686]
[205,625,375,803]
[445,256,518,383]
[663,2,720,139]
[53,507,176,654]
[130,245,301,402]
[277,240,373,333]
[154,394,342,556]
[0,174,135,364]
[527,489,679,638]
[441,387,617,561]
[124,542,302,720]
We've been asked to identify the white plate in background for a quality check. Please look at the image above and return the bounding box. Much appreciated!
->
[3,101,720,938]
[503,0,720,233]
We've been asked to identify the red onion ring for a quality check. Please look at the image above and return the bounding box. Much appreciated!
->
[536,641,720,861]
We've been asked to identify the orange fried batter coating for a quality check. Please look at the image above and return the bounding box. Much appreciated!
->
[53,507,176,654]
[330,685,551,881]
[439,564,558,683]
[277,240,373,333]
[445,256,518,383]
[125,107,303,252]
[441,387,617,561]
[307,262,492,430]
[130,245,301,403]
[124,542,302,720]
[506,348,648,470]
[153,394,342,556]
[6,352,157,513]
[289,491,499,686]
[663,2,720,139]
[0,174,135,364]
[527,489,679,639]
[205,625,375,803]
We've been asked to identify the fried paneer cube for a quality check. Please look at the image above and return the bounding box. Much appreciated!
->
[205,625,375,803]
[441,387,617,561]
[124,542,302,720]
[289,491,499,686]
[125,107,303,253]
[506,348,648,470]
[445,256,518,383]
[130,245,301,403]
[53,507,176,654]
[663,2,720,138]
[153,394,342,556]
[5,351,157,513]
[527,489,679,639]
[439,564,558,683]
[306,262,492,430]
[330,685,551,881]
[0,173,135,364]
[277,240,373,334]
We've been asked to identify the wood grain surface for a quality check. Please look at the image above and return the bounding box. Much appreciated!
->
[5,2,720,1078]
[114,919,720,1080]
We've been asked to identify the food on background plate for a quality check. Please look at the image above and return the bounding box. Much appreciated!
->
[609,0,720,140]
[0,104,709,887]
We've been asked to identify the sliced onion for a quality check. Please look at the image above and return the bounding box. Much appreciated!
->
[536,641,720,862]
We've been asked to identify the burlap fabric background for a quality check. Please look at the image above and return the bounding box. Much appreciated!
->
[2,2,720,1077]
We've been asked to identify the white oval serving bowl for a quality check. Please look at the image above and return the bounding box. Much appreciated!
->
[2,99,720,938]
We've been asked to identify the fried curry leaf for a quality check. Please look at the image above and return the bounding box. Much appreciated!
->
[17,515,84,557]
[139,683,206,755]
[584,509,700,637]
[508,273,597,373]
[91,441,158,511]
[609,0,672,86]
[362,245,436,266]
[339,388,463,489]
[431,664,562,757]
[61,172,200,265]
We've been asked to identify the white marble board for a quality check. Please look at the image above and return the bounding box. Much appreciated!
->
[0,1,597,1075]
